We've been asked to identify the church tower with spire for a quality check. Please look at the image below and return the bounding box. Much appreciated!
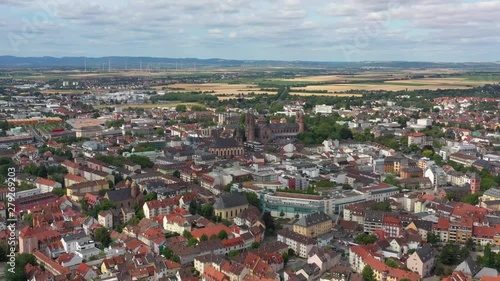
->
[245,109,256,142]
[296,110,304,133]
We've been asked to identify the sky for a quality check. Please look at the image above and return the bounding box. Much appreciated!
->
[0,0,499,62]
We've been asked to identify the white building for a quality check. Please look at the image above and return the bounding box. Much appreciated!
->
[314,104,333,115]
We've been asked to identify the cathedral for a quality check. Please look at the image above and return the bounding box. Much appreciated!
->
[244,109,304,144]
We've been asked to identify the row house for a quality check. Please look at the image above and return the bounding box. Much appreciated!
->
[143,196,179,219]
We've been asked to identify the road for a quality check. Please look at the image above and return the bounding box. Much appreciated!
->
[28,126,45,144]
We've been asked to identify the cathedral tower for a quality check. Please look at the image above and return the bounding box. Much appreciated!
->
[245,109,255,142]
[296,110,304,133]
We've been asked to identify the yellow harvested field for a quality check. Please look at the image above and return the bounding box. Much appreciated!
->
[164,83,277,96]
[385,78,491,86]
[289,92,362,97]
[291,81,478,93]
[41,90,81,94]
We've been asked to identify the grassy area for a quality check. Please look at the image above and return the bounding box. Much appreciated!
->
[98,102,206,109]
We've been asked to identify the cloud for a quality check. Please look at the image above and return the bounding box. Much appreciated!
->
[0,0,498,61]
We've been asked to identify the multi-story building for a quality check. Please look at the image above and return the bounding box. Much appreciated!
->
[293,212,332,238]
[66,180,109,201]
[262,192,325,219]
[406,245,435,278]
[277,229,316,258]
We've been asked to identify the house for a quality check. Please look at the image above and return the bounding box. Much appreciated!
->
[98,210,113,229]
[277,229,316,258]
[35,178,61,193]
[55,252,82,269]
[293,211,333,238]
[75,262,99,280]
[454,256,482,277]
[406,244,435,278]
[307,246,340,273]
[213,192,249,220]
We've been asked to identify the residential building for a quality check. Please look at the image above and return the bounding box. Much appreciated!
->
[293,211,333,238]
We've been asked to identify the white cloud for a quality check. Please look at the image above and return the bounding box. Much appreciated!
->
[0,0,498,61]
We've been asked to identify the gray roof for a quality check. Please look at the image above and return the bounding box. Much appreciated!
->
[106,188,133,202]
[211,138,242,148]
[415,244,434,263]
[295,211,331,228]
[213,193,248,209]
[454,256,482,276]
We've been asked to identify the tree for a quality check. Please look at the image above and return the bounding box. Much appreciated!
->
[355,233,378,245]
[262,211,275,234]
[218,230,228,240]
[187,238,198,246]
[95,227,112,248]
[144,192,158,202]
[5,253,36,281]
[245,192,260,209]
[200,234,208,241]
[189,199,198,215]
[279,210,285,218]
[228,250,240,257]
[210,234,218,240]
[362,265,376,281]
[200,204,214,219]
[173,170,181,178]
[462,193,480,205]
[183,230,192,239]
[175,104,187,112]
[22,213,33,227]
[427,232,440,246]
[0,240,8,262]
[251,242,260,249]
[157,128,165,137]
[128,155,153,168]
[52,188,65,197]
[385,258,399,268]
[282,252,289,265]
[422,149,434,157]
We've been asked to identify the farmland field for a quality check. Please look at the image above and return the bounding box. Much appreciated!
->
[98,102,207,109]
[161,83,278,99]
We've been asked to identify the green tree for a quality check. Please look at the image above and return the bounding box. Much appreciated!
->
[183,230,192,239]
[218,230,228,240]
[5,253,36,281]
[422,149,434,157]
[22,213,33,227]
[128,155,153,168]
[189,199,198,215]
[362,265,376,281]
[280,210,285,218]
[0,240,8,262]
[175,104,187,112]
[462,193,481,205]
[157,128,165,137]
[173,170,181,178]
[355,233,378,245]
[200,234,208,241]
[95,227,112,248]
[144,192,158,202]
[51,188,65,197]
[228,250,240,257]
[200,204,214,219]
[427,232,440,246]
[251,242,260,249]
[245,192,260,209]
[187,238,198,246]
[385,258,399,268]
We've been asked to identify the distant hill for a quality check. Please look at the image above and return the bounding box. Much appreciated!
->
[0,56,499,70]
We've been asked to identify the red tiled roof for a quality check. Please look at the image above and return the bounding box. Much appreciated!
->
[35,178,58,186]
